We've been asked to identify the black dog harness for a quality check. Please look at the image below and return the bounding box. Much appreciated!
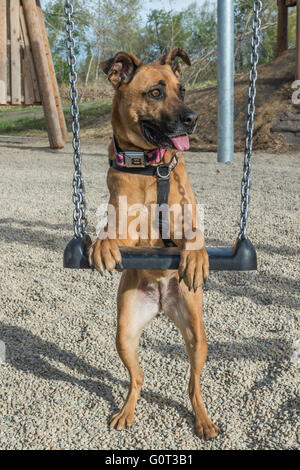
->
[109,137,178,247]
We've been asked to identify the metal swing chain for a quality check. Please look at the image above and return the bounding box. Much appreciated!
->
[239,0,262,240]
[64,0,87,239]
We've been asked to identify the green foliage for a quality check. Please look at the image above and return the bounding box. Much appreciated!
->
[183,1,216,54]
[43,0,92,82]
[233,0,278,72]
[42,0,287,87]
[288,6,297,49]
[143,9,188,60]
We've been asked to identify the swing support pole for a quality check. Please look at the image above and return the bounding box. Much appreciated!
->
[217,0,234,163]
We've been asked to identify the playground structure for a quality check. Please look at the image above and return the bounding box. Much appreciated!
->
[0,0,67,148]
[277,0,300,79]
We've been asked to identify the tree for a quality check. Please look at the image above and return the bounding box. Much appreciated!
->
[234,0,278,71]
[43,0,92,83]
[143,9,188,61]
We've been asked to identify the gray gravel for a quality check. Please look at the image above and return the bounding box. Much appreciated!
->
[0,136,299,450]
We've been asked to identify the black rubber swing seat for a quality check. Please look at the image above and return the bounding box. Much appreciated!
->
[63,236,257,271]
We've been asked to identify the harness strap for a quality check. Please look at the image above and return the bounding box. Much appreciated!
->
[110,155,178,247]
[157,177,177,247]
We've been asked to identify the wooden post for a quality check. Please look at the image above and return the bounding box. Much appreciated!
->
[297,0,300,79]
[20,6,41,103]
[10,0,22,104]
[277,0,288,56]
[36,0,68,141]
[0,0,7,104]
[22,0,64,149]
[20,5,37,104]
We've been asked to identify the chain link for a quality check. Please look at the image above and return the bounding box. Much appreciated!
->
[64,0,87,239]
[239,0,262,240]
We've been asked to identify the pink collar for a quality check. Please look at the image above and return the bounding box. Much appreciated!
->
[113,136,167,167]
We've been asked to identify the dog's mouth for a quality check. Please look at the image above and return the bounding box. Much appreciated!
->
[141,121,190,151]
[169,134,190,151]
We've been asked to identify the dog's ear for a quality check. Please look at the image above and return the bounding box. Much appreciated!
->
[100,52,141,88]
[159,48,191,77]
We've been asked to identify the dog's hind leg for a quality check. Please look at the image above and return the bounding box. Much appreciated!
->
[161,276,219,440]
[110,270,160,430]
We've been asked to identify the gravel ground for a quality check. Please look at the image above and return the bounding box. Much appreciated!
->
[0,136,299,450]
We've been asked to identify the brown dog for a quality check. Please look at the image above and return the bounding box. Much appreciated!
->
[89,48,219,440]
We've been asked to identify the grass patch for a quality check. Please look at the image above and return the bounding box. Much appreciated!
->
[187,80,217,90]
[0,116,47,134]
[0,99,112,135]
[0,105,42,116]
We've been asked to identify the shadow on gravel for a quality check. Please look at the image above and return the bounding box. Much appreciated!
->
[207,277,298,308]
[0,323,193,425]
[276,397,300,420]
[255,243,300,257]
[0,218,73,252]
[0,142,70,155]
[202,242,299,308]
[0,219,98,253]
[145,334,293,397]
[0,218,71,232]
[244,391,299,450]
[145,335,291,364]
[209,262,299,306]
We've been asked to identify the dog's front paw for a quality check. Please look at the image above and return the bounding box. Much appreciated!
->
[109,406,134,430]
[195,416,219,440]
[178,248,209,292]
[88,238,122,274]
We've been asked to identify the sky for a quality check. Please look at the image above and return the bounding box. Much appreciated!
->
[41,0,216,18]
[42,0,215,14]
[144,0,206,9]
[142,0,214,16]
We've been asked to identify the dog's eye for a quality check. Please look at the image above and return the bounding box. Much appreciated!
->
[151,89,161,98]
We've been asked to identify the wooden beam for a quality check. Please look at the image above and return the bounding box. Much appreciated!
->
[0,0,7,104]
[10,0,22,104]
[20,7,41,103]
[297,0,300,79]
[285,0,297,7]
[277,0,289,56]
[20,5,35,105]
[36,0,67,141]
[22,0,64,149]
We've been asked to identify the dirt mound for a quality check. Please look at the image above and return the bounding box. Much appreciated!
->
[60,80,114,103]
[186,49,298,152]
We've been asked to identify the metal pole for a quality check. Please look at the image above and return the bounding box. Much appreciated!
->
[217,0,234,163]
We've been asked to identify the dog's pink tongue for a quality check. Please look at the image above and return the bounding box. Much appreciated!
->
[171,134,190,151]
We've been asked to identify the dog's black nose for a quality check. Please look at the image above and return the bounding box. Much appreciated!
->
[180,109,198,128]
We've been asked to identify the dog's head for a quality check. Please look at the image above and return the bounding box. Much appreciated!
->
[101,48,197,151]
